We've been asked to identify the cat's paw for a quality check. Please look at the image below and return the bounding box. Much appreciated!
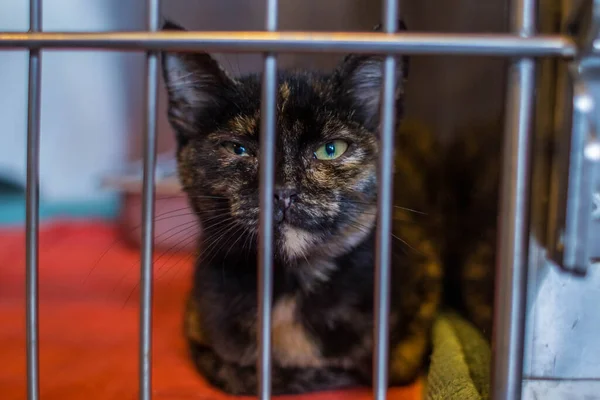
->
[388,334,428,385]
[189,340,258,396]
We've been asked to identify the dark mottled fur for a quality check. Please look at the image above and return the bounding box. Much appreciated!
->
[440,120,502,341]
[161,20,496,396]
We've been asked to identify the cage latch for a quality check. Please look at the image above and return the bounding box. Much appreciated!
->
[550,0,600,275]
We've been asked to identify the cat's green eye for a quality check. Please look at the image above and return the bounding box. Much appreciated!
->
[223,142,250,157]
[314,140,349,160]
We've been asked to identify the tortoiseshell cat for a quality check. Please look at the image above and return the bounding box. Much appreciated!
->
[160,20,497,396]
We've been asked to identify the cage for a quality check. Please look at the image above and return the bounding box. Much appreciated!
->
[0,0,599,399]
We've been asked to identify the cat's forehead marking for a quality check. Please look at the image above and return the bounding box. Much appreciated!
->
[228,114,258,137]
[279,119,302,183]
[279,82,291,112]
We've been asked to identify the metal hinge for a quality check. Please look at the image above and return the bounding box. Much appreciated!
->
[548,0,600,275]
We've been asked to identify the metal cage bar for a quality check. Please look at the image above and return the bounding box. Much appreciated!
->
[25,0,42,399]
[0,31,575,57]
[257,0,278,398]
[373,1,398,399]
[491,0,536,397]
[138,0,161,399]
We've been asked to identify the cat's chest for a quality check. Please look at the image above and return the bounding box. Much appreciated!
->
[196,254,375,367]
[269,259,375,367]
[270,294,326,368]
[270,285,373,369]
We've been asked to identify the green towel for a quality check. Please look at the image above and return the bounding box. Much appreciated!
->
[426,311,491,400]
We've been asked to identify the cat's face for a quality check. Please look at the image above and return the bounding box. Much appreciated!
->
[161,23,408,263]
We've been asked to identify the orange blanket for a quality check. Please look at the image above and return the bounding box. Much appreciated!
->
[0,221,421,399]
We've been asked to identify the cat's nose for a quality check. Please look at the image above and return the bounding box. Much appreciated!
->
[274,188,298,210]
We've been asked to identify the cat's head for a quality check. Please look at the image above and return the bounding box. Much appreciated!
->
[161,21,409,263]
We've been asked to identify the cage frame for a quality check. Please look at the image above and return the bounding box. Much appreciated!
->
[1,0,595,399]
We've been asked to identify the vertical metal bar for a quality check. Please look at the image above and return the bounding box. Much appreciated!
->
[139,0,160,399]
[25,0,42,399]
[257,0,278,398]
[492,0,536,397]
[373,1,398,399]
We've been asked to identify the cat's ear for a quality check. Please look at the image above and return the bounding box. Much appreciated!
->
[371,19,410,78]
[160,20,237,139]
[333,20,409,131]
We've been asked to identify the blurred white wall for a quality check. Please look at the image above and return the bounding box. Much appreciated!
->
[0,0,146,202]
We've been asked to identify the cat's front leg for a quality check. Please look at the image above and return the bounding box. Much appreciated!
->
[388,289,439,386]
[188,339,259,395]
[186,296,364,395]
[189,339,364,396]
[184,295,259,395]
[388,327,431,385]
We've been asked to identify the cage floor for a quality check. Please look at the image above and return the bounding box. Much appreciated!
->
[0,221,422,399]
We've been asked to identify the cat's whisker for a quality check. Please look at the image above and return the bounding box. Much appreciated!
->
[348,219,420,254]
[84,216,198,284]
[164,250,197,287]
[196,219,238,261]
[346,221,369,234]
[153,208,232,228]
[212,224,246,260]
[240,226,254,255]
[354,210,420,223]
[152,212,199,223]
[141,230,200,287]
[83,205,233,283]
[117,214,233,287]
[391,234,420,254]
[207,223,243,260]
[154,194,227,201]
[249,231,258,254]
[154,233,200,281]
[84,235,129,284]
[241,229,258,257]
[120,217,204,300]
[199,221,235,247]
[190,218,237,264]
[222,224,250,260]
[215,226,253,271]
[154,225,202,275]
[199,222,240,268]
[118,228,202,308]
[112,223,202,296]
[154,219,198,243]
[195,212,235,228]
[152,205,195,217]
[392,206,427,215]
[330,199,428,215]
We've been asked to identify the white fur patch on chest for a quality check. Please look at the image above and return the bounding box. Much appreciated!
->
[281,225,315,259]
[271,295,323,368]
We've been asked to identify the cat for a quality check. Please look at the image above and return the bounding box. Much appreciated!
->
[160,19,496,396]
